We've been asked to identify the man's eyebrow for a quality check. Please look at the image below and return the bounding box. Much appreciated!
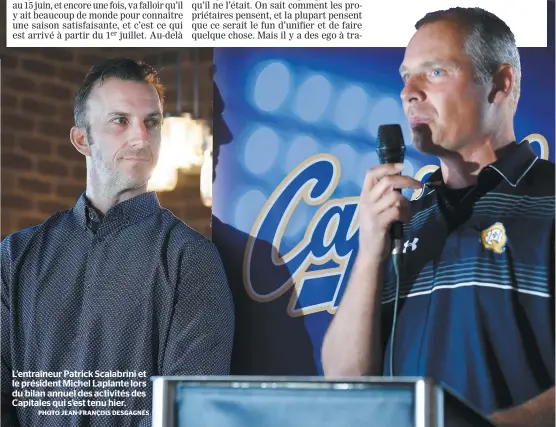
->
[106,111,162,118]
[399,60,451,75]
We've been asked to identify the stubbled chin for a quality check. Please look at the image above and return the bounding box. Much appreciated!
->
[410,124,432,151]
[120,165,153,183]
[122,160,152,170]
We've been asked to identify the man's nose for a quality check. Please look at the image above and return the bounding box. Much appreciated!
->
[400,76,426,104]
[129,122,150,148]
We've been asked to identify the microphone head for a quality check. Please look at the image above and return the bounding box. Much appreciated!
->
[376,124,405,165]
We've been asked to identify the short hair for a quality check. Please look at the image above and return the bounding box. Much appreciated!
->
[415,7,521,113]
[73,58,164,127]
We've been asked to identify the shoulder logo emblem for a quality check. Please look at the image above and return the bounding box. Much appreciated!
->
[481,222,507,254]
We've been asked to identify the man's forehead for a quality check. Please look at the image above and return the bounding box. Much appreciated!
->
[401,21,466,68]
[88,78,161,109]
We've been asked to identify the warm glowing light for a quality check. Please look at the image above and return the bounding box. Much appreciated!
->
[148,114,208,192]
[148,136,178,192]
[162,113,205,172]
[200,130,213,207]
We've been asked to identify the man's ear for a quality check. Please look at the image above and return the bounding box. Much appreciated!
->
[70,126,91,157]
[488,64,513,105]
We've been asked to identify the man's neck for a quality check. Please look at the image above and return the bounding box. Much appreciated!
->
[85,185,148,215]
[438,135,515,189]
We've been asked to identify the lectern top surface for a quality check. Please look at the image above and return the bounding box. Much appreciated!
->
[151,375,433,385]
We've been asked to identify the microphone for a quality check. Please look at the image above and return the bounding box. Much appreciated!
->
[376,124,406,258]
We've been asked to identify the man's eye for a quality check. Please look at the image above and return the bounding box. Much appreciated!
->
[430,69,445,77]
[146,119,161,128]
[112,117,128,124]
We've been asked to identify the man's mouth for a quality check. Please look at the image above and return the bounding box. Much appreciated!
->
[121,156,150,162]
[409,116,432,127]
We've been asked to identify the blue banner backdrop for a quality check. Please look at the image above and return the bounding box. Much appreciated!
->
[212,3,555,375]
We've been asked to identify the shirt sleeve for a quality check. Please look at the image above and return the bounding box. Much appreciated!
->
[1,238,20,427]
[161,237,235,375]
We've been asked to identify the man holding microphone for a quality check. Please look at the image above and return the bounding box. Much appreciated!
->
[322,7,554,427]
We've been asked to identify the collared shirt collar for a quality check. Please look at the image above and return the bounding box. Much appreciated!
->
[72,191,161,229]
[425,140,539,189]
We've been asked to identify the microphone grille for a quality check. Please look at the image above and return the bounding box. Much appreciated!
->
[376,124,405,165]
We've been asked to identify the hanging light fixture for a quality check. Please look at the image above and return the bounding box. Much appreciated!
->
[150,50,205,193]
[148,53,178,192]
[171,47,205,173]
[148,48,210,194]
[200,125,213,207]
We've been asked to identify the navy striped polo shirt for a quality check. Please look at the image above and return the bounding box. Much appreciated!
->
[381,141,555,415]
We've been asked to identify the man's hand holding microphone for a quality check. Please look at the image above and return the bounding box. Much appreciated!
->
[322,124,422,377]
[358,162,422,262]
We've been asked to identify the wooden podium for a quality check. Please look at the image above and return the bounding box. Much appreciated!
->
[151,376,495,427]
